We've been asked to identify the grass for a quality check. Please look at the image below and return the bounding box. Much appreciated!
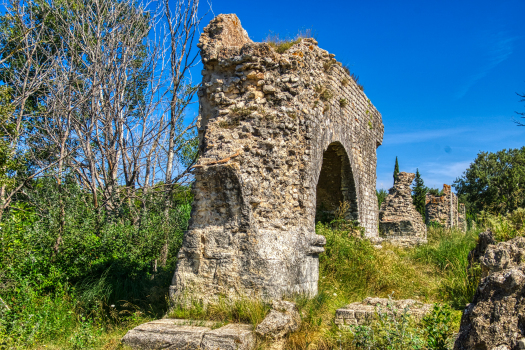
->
[160,224,478,350]
[342,63,364,91]
[4,220,487,349]
[264,29,315,54]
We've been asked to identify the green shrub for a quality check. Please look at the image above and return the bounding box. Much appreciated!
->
[422,304,454,350]
[478,208,525,241]
[0,177,192,347]
[349,298,425,350]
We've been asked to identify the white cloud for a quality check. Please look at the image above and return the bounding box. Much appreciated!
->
[383,128,469,145]
[376,160,472,190]
[455,32,519,99]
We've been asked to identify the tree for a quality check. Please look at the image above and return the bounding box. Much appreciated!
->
[453,147,525,214]
[393,156,399,185]
[412,169,426,217]
[376,189,387,209]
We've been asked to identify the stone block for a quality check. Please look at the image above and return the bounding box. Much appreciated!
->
[121,319,212,350]
[201,324,255,350]
[334,297,432,328]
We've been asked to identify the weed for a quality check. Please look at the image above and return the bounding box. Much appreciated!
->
[169,296,270,327]
[341,78,350,86]
[339,98,348,108]
[323,60,333,71]
[323,104,330,114]
[264,29,315,54]
[422,304,455,350]
[341,64,364,91]
[286,111,297,119]
[320,88,333,102]
[230,106,252,117]
[218,119,240,129]
[368,121,373,129]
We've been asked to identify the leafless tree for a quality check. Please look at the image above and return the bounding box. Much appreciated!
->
[0,0,206,261]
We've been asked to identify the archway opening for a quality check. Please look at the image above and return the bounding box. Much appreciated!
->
[315,142,358,223]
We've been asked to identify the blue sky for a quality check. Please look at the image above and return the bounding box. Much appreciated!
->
[190,0,525,190]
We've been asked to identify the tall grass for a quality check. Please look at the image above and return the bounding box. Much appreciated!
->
[0,178,192,349]
[2,207,501,349]
[410,226,481,309]
[264,29,315,53]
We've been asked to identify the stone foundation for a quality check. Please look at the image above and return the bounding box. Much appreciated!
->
[335,297,432,327]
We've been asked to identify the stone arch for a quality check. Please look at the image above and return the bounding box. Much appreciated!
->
[315,142,358,223]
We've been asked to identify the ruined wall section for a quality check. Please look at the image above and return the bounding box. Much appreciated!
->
[426,184,466,231]
[378,172,427,246]
[171,14,384,302]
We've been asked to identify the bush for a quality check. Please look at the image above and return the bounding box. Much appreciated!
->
[349,298,425,350]
[0,177,192,347]
[477,208,525,241]
[422,304,454,350]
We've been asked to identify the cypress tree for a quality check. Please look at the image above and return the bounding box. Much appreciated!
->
[412,168,427,217]
[393,156,400,184]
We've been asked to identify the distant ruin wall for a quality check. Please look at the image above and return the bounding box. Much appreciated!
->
[425,184,466,231]
[170,14,384,301]
[378,172,427,246]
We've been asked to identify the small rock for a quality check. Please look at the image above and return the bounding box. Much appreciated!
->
[263,85,276,94]
[518,338,525,349]
[201,323,255,350]
[492,346,510,350]
[256,300,300,339]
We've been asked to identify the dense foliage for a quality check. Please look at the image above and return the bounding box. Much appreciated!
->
[0,178,192,347]
[454,147,525,214]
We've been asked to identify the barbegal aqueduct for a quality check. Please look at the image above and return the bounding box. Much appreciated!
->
[169,14,464,302]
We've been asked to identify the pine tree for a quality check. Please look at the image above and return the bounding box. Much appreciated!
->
[393,156,400,185]
[412,168,427,217]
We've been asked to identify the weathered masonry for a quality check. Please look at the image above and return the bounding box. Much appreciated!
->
[170,14,384,301]
[379,172,427,246]
[426,184,466,231]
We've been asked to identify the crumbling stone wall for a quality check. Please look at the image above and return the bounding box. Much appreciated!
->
[378,172,427,246]
[170,14,384,302]
[426,184,466,231]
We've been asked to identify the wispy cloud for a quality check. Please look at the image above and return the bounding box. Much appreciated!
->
[426,160,472,178]
[376,160,472,190]
[383,128,469,145]
[455,32,519,99]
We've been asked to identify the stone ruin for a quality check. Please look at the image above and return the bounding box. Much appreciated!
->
[454,236,525,350]
[378,172,427,246]
[335,297,432,327]
[169,14,384,302]
[426,184,467,231]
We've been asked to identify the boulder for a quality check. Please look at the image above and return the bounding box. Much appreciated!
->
[454,237,525,350]
[255,300,301,340]
[467,229,495,270]
[121,319,255,350]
